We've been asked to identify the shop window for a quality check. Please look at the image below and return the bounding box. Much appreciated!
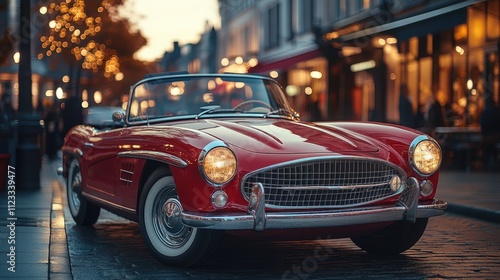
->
[419,57,433,106]
[407,61,419,115]
[336,0,347,20]
[354,71,374,121]
[452,48,467,125]
[468,49,485,126]
[454,24,467,44]
[263,3,280,50]
[468,4,486,49]
[439,31,454,54]
[486,0,500,40]
[409,37,418,60]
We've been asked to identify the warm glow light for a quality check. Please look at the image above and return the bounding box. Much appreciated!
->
[350,60,376,72]
[455,46,465,55]
[82,89,88,101]
[305,87,313,95]
[386,37,398,44]
[49,20,56,29]
[82,100,89,109]
[93,90,102,104]
[45,90,54,97]
[269,71,279,78]
[39,6,47,14]
[115,72,124,81]
[13,52,20,63]
[56,87,64,99]
[207,80,216,90]
[248,58,258,67]
[235,56,243,64]
[62,75,70,83]
[221,57,229,66]
[310,71,322,79]
[286,85,298,96]
[170,87,181,96]
[467,79,473,90]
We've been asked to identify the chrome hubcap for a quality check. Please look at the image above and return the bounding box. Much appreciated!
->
[70,170,82,211]
[152,189,192,248]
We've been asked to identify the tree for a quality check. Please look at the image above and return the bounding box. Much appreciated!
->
[0,1,15,65]
[39,0,149,104]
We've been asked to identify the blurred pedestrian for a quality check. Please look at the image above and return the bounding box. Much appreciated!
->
[424,94,445,131]
[0,92,16,161]
[44,103,61,161]
[0,94,12,154]
[480,96,500,170]
[398,85,415,128]
[1,91,15,121]
[61,93,83,136]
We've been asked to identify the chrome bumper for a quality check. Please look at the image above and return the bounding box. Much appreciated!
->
[181,182,447,231]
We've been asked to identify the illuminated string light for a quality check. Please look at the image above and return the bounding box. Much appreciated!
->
[41,0,120,77]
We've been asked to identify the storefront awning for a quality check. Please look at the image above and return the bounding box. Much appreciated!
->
[336,0,482,42]
[249,49,321,73]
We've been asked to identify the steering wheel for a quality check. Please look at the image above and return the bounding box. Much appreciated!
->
[233,100,273,112]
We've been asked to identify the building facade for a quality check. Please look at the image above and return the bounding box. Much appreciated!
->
[216,0,499,127]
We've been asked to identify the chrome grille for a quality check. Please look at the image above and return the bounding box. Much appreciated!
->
[241,157,405,209]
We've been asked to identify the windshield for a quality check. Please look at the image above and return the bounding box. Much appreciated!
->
[127,74,295,124]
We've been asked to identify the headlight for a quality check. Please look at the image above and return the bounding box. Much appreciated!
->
[409,135,442,176]
[199,142,237,186]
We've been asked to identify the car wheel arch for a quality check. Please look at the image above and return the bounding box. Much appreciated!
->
[136,160,173,210]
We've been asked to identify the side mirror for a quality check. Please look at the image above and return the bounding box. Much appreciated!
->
[112,111,125,123]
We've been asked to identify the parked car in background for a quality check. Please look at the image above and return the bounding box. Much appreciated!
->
[84,106,125,130]
[61,72,447,267]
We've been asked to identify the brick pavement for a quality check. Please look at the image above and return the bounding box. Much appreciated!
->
[0,157,498,279]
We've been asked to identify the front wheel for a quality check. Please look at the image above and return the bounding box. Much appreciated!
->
[350,218,428,255]
[67,158,101,226]
[139,167,222,267]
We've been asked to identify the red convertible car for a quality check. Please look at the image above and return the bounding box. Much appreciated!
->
[61,72,447,267]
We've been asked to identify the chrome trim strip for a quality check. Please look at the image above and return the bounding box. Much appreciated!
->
[402,177,419,222]
[248,183,266,231]
[83,192,136,214]
[180,199,447,230]
[61,146,83,157]
[117,150,187,168]
[119,178,133,183]
[280,182,388,191]
[120,169,134,174]
[84,142,94,148]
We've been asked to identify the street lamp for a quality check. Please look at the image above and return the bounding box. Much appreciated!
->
[16,0,42,190]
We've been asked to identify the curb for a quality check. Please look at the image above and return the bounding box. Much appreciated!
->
[446,202,500,224]
[48,160,73,280]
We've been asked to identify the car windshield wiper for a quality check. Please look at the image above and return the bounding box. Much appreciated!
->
[195,105,242,119]
[264,108,294,118]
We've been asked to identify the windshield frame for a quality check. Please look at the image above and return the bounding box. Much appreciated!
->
[125,73,297,126]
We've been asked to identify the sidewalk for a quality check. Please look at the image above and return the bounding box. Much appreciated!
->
[437,170,500,223]
[0,159,498,279]
[0,157,71,279]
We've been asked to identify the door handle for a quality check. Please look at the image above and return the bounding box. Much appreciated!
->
[84,142,94,149]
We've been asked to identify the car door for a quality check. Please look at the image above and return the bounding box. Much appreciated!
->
[81,128,122,198]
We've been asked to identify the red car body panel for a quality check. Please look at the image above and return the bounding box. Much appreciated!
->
[63,117,437,216]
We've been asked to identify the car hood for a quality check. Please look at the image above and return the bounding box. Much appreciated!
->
[176,119,379,154]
